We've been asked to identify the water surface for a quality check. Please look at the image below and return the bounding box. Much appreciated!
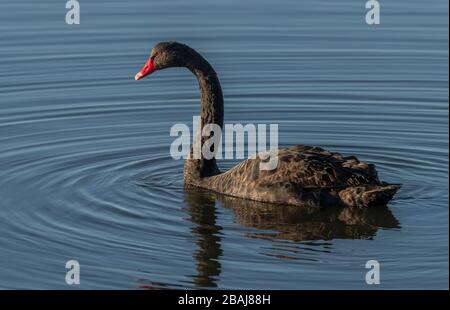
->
[0,0,448,289]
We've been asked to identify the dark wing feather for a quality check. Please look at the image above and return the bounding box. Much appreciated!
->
[211,145,380,189]
[201,145,395,207]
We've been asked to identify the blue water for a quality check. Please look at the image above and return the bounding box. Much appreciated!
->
[0,0,448,289]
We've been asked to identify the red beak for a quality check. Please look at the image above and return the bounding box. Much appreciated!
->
[135,58,156,80]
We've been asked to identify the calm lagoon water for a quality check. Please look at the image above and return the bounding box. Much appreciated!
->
[0,0,448,289]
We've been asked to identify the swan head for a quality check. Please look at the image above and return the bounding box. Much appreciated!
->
[135,41,195,81]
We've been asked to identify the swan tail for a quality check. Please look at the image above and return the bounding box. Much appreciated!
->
[338,183,401,208]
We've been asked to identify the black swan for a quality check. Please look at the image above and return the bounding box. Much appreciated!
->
[135,42,400,208]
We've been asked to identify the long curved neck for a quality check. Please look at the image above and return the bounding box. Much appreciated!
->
[188,57,224,130]
[184,53,224,183]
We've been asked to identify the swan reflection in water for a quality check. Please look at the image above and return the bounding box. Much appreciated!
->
[137,185,399,288]
[182,187,400,288]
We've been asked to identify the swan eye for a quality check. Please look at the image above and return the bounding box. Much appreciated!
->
[150,48,158,59]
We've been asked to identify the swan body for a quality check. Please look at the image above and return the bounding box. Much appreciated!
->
[185,145,399,208]
[135,42,400,208]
